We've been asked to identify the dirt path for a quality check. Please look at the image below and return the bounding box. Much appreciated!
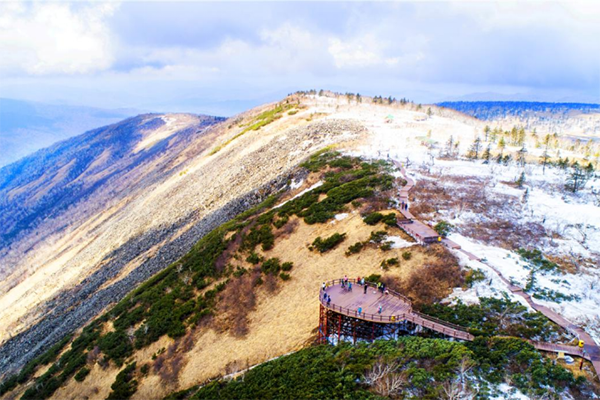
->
[392,159,600,379]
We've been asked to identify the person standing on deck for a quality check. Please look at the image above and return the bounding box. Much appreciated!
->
[327,296,331,306]
[344,275,348,285]
[358,307,362,316]
[361,277,365,286]
[348,282,352,291]
[364,284,368,294]
[322,282,326,291]
[378,304,383,314]
[341,278,345,288]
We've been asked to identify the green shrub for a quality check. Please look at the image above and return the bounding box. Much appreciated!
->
[273,215,289,228]
[386,257,399,266]
[433,220,454,237]
[261,258,281,274]
[107,362,138,400]
[311,233,347,253]
[98,330,133,366]
[279,272,291,281]
[365,274,381,283]
[369,230,387,243]
[380,241,392,251]
[382,213,398,226]
[246,252,262,265]
[465,269,486,287]
[363,212,383,225]
[281,262,293,271]
[345,242,364,256]
[517,248,561,273]
[73,367,90,382]
[402,251,412,260]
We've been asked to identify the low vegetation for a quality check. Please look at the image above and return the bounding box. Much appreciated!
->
[419,296,566,342]
[210,103,295,155]
[1,150,397,399]
[181,337,588,399]
[363,212,397,226]
[433,220,454,237]
[310,233,347,253]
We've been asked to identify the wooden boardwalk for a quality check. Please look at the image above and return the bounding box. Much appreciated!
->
[320,280,474,341]
[393,160,441,244]
[392,160,600,379]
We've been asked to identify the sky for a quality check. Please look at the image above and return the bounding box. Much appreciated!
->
[0,0,599,116]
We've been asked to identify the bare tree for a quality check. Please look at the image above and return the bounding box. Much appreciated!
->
[456,356,476,384]
[364,358,407,397]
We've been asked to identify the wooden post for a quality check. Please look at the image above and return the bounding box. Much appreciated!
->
[338,314,342,344]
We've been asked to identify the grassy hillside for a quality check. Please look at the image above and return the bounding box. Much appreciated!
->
[0,150,400,399]
[2,149,595,400]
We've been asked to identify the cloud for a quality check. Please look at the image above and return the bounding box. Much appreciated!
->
[0,1,118,75]
[0,1,598,109]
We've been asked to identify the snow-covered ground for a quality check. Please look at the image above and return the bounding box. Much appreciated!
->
[343,112,600,346]
[386,235,417,249]
[448,233,600,344]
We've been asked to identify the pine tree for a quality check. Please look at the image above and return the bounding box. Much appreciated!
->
[490,127,499,143]
[517,145,527,167]
[482,145,491,164]
[510,127,518,145]
[540,134,551,174]
[467,137,482,159]
[517,128,526,146]
[445,135,455,158]
[516,171,526,188]
[496,137,506,163]
[484,125,491,142]
[427,107,433,117]
[565,161,589,193]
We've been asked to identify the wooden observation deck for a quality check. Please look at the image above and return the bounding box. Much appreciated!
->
[319,279,474,342]
[318,280,593,369]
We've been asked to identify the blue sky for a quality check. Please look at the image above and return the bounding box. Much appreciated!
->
[0,1,599,116]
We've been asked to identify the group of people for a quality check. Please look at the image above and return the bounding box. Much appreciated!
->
[321,276,388,316]
[321,276,389,295]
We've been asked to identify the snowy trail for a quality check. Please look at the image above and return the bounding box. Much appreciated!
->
[392,159,600,379]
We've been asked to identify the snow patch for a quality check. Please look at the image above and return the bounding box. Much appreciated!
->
[386,236,416,249]
[274,181,323,209]
[334,213,349,221]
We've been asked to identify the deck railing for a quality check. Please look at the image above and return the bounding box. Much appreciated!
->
[319,279,412,323]
[319,279,474,341]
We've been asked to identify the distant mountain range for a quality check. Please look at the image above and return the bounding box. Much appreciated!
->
[0,98,142,167]
[436,101,600,121]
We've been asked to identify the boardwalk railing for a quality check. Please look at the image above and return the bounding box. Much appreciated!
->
[320,279,475,341]
[412,311,471,333]
[320,279,412,323]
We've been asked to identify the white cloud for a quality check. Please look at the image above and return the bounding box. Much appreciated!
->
[0,1,118,75]
[328,34,423,69]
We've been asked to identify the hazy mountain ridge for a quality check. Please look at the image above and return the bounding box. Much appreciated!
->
[438,101,600,136]
[0,98,142,167]
[0,114,222,253]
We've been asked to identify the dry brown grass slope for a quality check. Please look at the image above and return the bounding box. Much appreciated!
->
[1,92,483,382]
